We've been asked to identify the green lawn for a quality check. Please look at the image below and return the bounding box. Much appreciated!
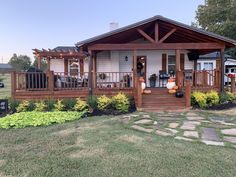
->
[0,112,235,177]
[0,73,11,99]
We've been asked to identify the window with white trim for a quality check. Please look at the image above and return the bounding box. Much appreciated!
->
[203,62,213,70]
[167,55,176,75]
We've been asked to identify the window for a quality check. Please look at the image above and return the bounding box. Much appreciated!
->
[226,68,229,73]
[168,55,176,75]
[203,62,213,70]
[197,63,201,70]
[68,59,80,75]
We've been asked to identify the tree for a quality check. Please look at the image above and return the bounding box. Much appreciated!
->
[195,0,236,56]
[8,54,32,71]
[32,57,48,71]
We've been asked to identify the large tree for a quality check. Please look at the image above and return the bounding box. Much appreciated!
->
[195,0,236,56]
[32,57,48,71]
[8,54,32,71]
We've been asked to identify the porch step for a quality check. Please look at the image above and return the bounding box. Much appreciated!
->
[141,88,186,111]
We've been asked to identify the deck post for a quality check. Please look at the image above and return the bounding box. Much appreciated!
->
[133,50,137,91]
[37,57,42,69]
[48,71,54,93]
[11,71,16,99]
[231,75,235,93]
[92,53,96,89]
[220,48,225,92]
[185,80,191,107]
[137,77,144,108]
[88,50,93,95]
[175,49,181,87]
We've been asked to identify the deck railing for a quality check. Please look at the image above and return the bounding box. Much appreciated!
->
[95,72,133,89]
[179,70,220,88]
[54,72,89,90]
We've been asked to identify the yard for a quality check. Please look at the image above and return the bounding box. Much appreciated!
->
[0,73,11,99]
[0,110,236,177]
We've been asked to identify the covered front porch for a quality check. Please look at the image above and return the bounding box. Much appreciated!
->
[11,16,236,110]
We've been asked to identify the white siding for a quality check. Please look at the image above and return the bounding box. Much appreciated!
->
[50,59,64,72]
[96,51,112,72]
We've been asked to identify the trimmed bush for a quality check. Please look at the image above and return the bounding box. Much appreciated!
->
[191,91,207,108]
[206,90,219,106]
[34,101,47,112]
[74,98,88,112]
[54,100,65,111]
[45,99,56,111]
[8,99,20,112]
[97,95,112,111]
[87,96,97,110]
[219,92,235,104]
[0,111,85,129]
[63,99,76,111]
[16,100,30,112]
[112,93,130,113]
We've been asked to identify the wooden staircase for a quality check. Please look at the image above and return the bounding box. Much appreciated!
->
[141,88,187,112]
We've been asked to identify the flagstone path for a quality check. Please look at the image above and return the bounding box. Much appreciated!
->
[123,111,236,149]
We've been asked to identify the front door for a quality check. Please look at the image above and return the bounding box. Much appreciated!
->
[137,56,147,82]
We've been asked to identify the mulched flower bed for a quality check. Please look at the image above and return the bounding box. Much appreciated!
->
[206,102,236,110]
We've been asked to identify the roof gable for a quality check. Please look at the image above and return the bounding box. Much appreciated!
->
[76,15,236,48]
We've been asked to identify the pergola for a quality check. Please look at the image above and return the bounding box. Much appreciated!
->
[32,47,88,71]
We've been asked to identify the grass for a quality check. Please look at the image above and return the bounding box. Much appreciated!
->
[0,73,11,99]
[0,113,235,177]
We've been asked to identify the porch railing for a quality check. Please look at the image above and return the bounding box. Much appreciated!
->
[95,72,133,89]
[179,70,220,88]
[54,72,89,90]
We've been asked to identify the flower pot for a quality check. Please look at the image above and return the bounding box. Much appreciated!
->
[149,80,156,88]
[175,91,184,98]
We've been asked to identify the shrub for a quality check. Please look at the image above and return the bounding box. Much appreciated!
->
[97,95,112,111]
[128,96,136,112]
[54,100,65,111]
[8,99,20,112]
[191,91,207,108]
[45,99,56,111]
[112,93,130,113]
[74,98,88,112]
[0,111,85,129]
[206,90,219,106]
[87,96,97,110]
[219,92,235,104]
[28,101,35,111]
[34,101,47,112]
[16,100,30,112]
[63,99,76,111]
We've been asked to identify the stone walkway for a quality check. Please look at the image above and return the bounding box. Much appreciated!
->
[122,111,236,148]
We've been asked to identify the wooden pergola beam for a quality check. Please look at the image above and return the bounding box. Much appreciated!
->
[88,43,225,51]
[155,22,159,42]
[137,28,156,43]
[159,28,177,43]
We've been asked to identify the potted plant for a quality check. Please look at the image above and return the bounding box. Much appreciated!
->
[99,73,106,80]
[149,74,157,87]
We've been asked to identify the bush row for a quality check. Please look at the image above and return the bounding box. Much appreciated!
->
[191,91,235,108]
[9,93,135,114]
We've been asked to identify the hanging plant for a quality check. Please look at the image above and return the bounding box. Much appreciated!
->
[99,73,107,80]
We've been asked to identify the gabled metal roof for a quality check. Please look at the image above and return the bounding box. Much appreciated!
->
[76,15,236,47]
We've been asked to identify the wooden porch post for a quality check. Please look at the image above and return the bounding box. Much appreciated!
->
[47,57,50,71]
[92,53,97,89]
[37,57,42,69]
[185,80,192,107]
[133,50,137,88]
[175,49,181,87]
[11,71,16,99]
[220,48,225,92]
[88,50,93,95]
[231,75,235,93]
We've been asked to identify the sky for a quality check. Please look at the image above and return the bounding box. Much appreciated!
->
[0,0,205,63]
